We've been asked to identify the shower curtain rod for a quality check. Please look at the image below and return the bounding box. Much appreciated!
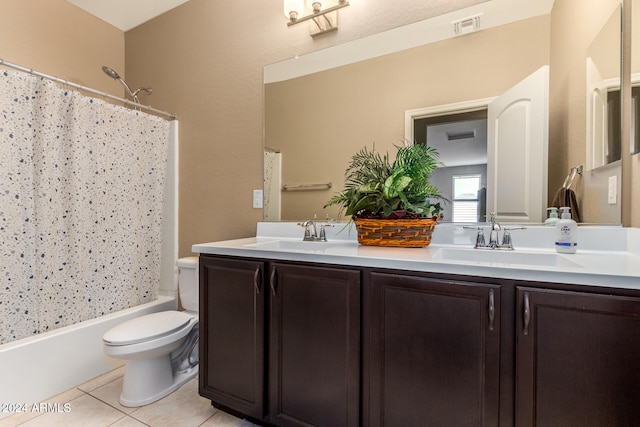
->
[0,57,176,120]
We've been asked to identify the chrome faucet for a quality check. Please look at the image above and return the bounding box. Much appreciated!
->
[488,213,501,249]
[464,213,525,250]
[302,219,319,241]
[299,214,334,242]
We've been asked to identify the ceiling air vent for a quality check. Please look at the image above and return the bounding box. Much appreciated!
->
[447,130,477,141]
[452,13,482,36]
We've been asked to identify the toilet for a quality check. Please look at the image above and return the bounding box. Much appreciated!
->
[103,257,199,407]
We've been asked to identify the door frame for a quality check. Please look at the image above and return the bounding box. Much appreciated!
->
[404,97,497,143]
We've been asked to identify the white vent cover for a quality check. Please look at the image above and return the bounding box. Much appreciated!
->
[452,13,482,36]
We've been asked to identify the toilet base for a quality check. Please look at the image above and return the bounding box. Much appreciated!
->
[120,355,199,407]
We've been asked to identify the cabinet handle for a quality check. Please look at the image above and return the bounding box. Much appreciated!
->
[253,266,261,294]
[488,289,495,332]
[523,291,530,336]
[269,266,277,296]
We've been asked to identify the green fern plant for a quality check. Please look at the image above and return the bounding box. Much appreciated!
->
[324,143,444,219]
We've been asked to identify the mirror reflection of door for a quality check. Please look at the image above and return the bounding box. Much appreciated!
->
[411,66,549,224]
[585,4,622,170]
[414,110,488,223]
[587,57,621,170]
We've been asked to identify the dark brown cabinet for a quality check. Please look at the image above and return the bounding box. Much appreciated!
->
[198,253,640,427]
[199,256,265,419]
[199,255,360,426]
[268,263,361,427]
[364,271,501,427]
[515,287,640,427]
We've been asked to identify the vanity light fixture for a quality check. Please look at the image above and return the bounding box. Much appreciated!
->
[284,0,350,37]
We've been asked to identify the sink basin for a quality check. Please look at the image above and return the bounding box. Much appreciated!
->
[243,239,354,253]
[432,247,583,269]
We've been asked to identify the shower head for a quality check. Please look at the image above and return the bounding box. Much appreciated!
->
[101,65,152,104]
[101,66,121,80]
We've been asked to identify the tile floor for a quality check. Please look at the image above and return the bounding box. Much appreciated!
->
[0,367,249,427]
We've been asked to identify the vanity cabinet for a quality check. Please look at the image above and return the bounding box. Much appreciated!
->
[364,271,502,427]
[515,287,640,427]
[198,253,640,427]
[199,255,360,426]
[268,263,361,427]
[198,256,266,419]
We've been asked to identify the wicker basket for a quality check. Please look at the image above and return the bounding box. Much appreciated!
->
[354,217,439,248]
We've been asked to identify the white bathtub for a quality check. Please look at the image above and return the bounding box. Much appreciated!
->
[0,295,176,420]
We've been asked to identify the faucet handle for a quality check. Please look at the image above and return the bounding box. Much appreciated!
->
[501,227,525,250]
[501,230,513,249]
[475,228,486,248]
[319,225,327,241]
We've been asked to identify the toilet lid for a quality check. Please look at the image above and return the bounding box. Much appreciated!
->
[103,311,194,345]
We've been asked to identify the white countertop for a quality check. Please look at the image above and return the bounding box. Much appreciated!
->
[192,222,640,290]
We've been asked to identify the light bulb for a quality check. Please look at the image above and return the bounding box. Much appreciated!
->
[309,1,322,13]
[284,0,304,20]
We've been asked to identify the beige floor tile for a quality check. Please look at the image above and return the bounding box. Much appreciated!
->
[109,416,148,427]
[77,366,125,393]
[18,394,125,427]
[0,388,87,427]
[88,377,137,415]
[201,411,244,427]
[130,378,215,427]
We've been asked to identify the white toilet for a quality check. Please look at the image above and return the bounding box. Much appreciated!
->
[103,257,199,407]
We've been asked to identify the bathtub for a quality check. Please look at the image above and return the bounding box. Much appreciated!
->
[0,295,176,419]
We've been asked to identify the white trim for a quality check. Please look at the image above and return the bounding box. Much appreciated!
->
[264,0,554,84]
[404,97,496,143]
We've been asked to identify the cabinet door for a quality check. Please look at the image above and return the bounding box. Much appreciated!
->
[268,263,360,427]
[365,272,501,427]
[199,256,265,419]
[516,287,640,427]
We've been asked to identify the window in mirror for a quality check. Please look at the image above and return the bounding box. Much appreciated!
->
[452,174,483,223]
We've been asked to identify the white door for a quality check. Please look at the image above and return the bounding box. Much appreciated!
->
[487,65,549,223]
[586,57,608,170]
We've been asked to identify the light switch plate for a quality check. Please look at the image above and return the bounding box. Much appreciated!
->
[253,189,263,209]
[608,176,617,205]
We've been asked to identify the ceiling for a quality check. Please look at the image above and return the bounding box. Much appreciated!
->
[427,119,488,167]
[66,0,490,32]
[65,0,190,31]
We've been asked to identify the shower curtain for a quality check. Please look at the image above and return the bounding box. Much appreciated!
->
[0,69,170,345]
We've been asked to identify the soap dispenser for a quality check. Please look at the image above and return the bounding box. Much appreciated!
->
[555,206,577,254]
[544,207,559,226]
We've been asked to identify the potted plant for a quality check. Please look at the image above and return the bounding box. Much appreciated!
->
[324,142,445,247]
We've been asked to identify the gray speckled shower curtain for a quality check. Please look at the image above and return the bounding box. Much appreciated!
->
[0,69,169,345]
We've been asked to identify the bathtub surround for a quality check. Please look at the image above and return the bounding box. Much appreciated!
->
[0,68,169,344]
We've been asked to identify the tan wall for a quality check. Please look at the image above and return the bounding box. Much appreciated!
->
[2,0,635,258]
[629,0,640,226]
[124,0,493,256]
[0,0,124,96]
[266,15,551,220]
[548,0,623,223]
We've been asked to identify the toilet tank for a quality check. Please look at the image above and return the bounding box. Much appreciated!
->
[176,257,199,313]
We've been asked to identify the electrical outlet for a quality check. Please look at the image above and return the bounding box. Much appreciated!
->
[253,189,263,209]
[608,176,617,205]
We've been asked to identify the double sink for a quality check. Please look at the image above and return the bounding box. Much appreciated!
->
[243,239,585,269]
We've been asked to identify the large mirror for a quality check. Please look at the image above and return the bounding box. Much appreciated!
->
[264,0,623,224]
[633,0,640,155]
[586,6,622,171]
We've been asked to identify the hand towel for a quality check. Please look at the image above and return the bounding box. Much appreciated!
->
[552,187,582,222]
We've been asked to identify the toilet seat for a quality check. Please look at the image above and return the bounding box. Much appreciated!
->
[104,311,195,346]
